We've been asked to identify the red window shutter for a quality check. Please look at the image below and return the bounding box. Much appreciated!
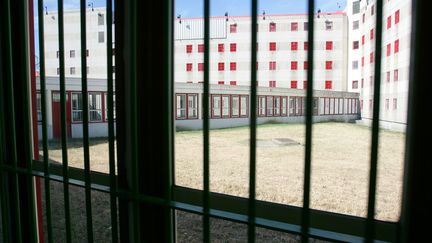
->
[230,24,237,33]
[370,29,374,40]
[186,63,192,71]
[218,62,224,71]
[304,42,308,50]
[362,35,365,45]
[186,45,193,53]
[291,61,298,70]
[198,44,204,53]
[269,42,276,51]
[326,61,333,70]
[387,16,391,29]
[303,61,308,70]
[394,39,399,53]
[218,44,224,52]
[230,81,237,86]
[198,63,204,71]
[387,44,391,56]
[218,81,225,85]
[326,41,333,50]
[269,61,276,70]
[291,80,297,89]
[370,52,374,63]
[394,69,399,81]
[325,80,332,90]
[269,80,276,87]
[395,10,400,24]
[303,81,307,90]
[230,43,237,52]
[352,80,358,89]
[230,62,236,71]
[291,42,298,51]
[269,22,276,32]
[291,22,298,31]
[361,57,364,67]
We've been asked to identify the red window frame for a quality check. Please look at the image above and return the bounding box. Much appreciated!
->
[394,39,399,53]
[218,62,225,71]
[326,41,333,50]
[291,22,298,31]
[230,43,237,52]
[353,41,359,49]
[269,42,276,51]
[269,80,276,88]
[230,62,236,71]
[370,52,374,63]
[230,23,237,33]
[304,41,308,50]
[370,28,374,40]
[395,10,400,24]
[290,80,297,89]
[362,35,365,45]
[394,69,399,81]
[269,61,276,70]
[387,16,392,29]
[291,42,298,51]
[230,81,237,86]
[361,57,364,67]
[186,63,192,72]
[303,81,307,90]
[386,71,391,82]
[269,22,276,32]
[186,44,192,53]
[198,44,204,53]
[325,80,332,90]
[218,43,224,52]
[218,81,224,85]
[352,80,358,89]
[387,43,391,56]
[291,61,298,70]
[325,61,333,70]
[175,93,199,120]
[198,63,204,71]
[303,61,308,70]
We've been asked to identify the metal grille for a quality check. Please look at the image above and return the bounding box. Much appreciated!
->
[0,0,425,242]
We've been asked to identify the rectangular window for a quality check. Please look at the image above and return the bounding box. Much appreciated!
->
[395,10,400,24]
[325,80,332,90]
[240,96,248,117]
[326,41,333,50]
[387,44,391,56]
[231,96,239,117]
[394,69,399,81]
[86,49,89,56]
[291,22,298,31]
[281,97,287,116]
[326,61,333,70]
[394,39,399,53]
[258,96,266,116]
[218,81,224,85]
[36,93,42,122]
[303,80,307,90]
[387,16,392,29]
[98,13,104,25]
[230,62,236,71]
[370,75,374,86]
[70,50,75,58]
[353,1,360,14]
[386,71,391,82]
[221,95,230,117]
[269,80,276,88]
[304,61,308,70]
[70,67,76,75]
[369,99,373,110]
[371,5,375,15]
[98,31,104,43]
[198,44,204,53]
[352,60,358,69]
[269,22,276,32]
[186,63,192,72]
[198,63,204,71]
[212,95,221,118]
[266,96,274,116]
[393,98,398,110]
[72,93,83,122]
[370,28,374,40]
[218,62,225,71]
[370,52,374,63]
[187,94,198,119]
[230,23,237,33]
[362,13,365,23]
[57,68,60,75]
[291,80,298,89]
[186,44,192,53]
[352,80,359,89]
[269,61,276,70]
[291,42,298,51]
[385,99,390,110]
[353,20,359,30]
[362,57,365,66]
[88,93,103,121]
[218,43,224,52]
[56,51,59,58]
[304,41,308,50]
[269,42,276,51]
[303,22,308,31]
[291,61,298,70]
[274,97,281,116]
[361,78,364,88]
[353,41,359,49]
[325,21,333,30]
[229,81,237,86]
[230,43,237,52]
[362,35,365,45]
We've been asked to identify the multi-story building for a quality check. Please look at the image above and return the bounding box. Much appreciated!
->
[346,0,411,131]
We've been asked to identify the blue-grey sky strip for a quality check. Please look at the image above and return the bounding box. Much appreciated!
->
[33,0,346,69]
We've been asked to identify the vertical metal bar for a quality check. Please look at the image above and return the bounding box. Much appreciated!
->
[301,0,315,242]
[106,0,119,242]
[57,0,72,242]
[203,0,211,242]
[1,0,23,241]
[248,0,258,242]
[129,0,140,241]
[0,103,11,243]
[366,0,383,242]
[80,1,94,241]
[37,1,54,241]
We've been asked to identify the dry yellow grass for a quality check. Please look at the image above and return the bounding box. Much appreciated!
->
[47,122,404,222]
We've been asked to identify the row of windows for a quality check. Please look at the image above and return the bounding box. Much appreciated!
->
[354,69,399,89]
[361,98,398,111]
[176,94,358,120]
[186,61,334,71]
[185,80,333,90]
[56,48,115,58]
[185,41,334,53]
[387,10,400,29]
[228,21,332,33]
[56,66,115,75]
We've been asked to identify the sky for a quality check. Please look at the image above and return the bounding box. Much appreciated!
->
[34,0,347,69]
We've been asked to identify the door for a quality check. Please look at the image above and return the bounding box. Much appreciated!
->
[52,91,72,139]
